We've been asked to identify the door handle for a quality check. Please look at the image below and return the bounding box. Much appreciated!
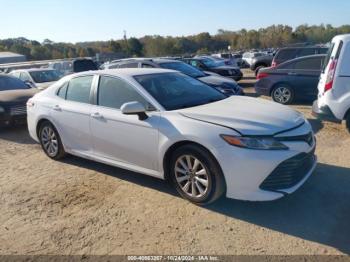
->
[91,112,103,119]
[53,105,62,111]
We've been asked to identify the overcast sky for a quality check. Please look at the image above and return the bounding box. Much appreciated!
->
[0,0,349,43]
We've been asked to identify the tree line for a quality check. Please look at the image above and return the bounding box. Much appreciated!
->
[1,24,350,61]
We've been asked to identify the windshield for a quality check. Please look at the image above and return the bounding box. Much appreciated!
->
[0,75,31,91]
[29,70,60,83]
[159,62,206,78]
[134,72,226,111]
[201,58,225,68]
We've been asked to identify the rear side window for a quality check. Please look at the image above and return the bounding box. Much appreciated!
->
[275,49,297,63]
[57,82,68,99]
[141,63,154,68]
[98,76,148,109]
[294,57,323,70]
[66,76,93,103]
[119,63,139,68]
[297,48,317,58]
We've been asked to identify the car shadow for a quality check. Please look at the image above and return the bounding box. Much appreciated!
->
[0,125,36,145]
[308,118,324,134]
[62,155,350,254]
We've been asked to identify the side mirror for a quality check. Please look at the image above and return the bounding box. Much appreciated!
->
[121,101,148,120]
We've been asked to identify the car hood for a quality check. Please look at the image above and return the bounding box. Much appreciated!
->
[0,88,38,103]
[199,75,238,87]
[178,96,305,136]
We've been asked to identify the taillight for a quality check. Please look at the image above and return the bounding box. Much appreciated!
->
[257,72,269,80]
[324,59,337,93]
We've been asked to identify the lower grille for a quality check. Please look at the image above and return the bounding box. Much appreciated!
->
[10,105,27,116]
[260,148,316,191]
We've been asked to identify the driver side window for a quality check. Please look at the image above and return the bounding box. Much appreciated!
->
[98,76,149,110]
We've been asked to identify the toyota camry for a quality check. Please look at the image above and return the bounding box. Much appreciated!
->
[27,69,317,204]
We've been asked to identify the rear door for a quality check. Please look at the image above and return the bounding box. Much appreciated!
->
[290,57,324,99]
[51,75,95,154]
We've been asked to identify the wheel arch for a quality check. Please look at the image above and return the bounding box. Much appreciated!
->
[162,140,224,184]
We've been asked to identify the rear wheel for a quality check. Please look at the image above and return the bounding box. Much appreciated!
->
[346,113,350,133]
[272,85,294,105]
[170,144,225,205]
[39,121,66,160]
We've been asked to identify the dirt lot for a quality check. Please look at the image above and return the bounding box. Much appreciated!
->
[0,69,350,256]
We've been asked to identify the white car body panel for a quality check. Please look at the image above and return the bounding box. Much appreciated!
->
[27,69,316,202]
[317,34,350,120]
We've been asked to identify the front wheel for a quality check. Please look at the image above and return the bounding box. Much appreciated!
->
[39,121,66,160]
[170,144,225,205]
[272,85,294,105]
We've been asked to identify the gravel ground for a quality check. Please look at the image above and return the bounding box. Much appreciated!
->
[0,69,349,256]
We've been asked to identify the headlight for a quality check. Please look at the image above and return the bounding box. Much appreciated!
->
[0,106,4,113]
[221,135,289,150]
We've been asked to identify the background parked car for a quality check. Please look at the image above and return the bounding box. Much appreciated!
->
[102,58,244,96]
[182,57,243,81]
[9,69,61,90]
[0,74,38,126]
[272,46,328,67]
[47,58,98,77]
[211,53,238,67]
[242,52,265,66]
[312,34,350,133]
[255,54,325,104]
[250,54,274,75]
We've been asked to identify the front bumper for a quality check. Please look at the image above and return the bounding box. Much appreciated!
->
[312,100,341,123]
[213,123,317,201]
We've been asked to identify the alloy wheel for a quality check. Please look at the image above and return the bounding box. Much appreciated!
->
[41,126,59,157]
[174,155,209,199]
[273,86,291,104]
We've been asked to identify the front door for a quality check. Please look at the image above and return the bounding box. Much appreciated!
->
[90,75,160,173]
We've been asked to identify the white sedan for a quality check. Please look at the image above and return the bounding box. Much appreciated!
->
[27,69,317,204]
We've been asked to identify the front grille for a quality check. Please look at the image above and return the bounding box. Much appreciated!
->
[10,105,27,116]
[260,147,316,191]
[276,132,314,146]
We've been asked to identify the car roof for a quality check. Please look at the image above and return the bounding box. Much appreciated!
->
[10,68,56,73]
[72,68,177,78]
[279,46,328,51]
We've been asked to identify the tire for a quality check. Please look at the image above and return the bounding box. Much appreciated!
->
[39,121,66,160]
[169,144,226,205]
[346,113,350,133]
[272,84,294,105]
[255,66,266,76]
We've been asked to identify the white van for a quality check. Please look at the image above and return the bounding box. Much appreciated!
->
[312,34,350,132]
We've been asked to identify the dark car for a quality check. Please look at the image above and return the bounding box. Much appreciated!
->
[250,54,274,75]
[255,54,326,104]
[182,57,243,81]
[102,58,244,96]
[0,74,38,126]
[272,46,328,67]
